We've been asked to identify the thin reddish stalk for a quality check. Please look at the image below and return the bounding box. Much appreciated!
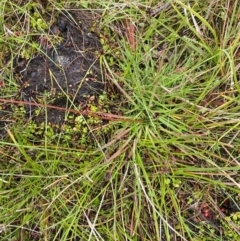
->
[0,98,136,122]
[125,18,136,51]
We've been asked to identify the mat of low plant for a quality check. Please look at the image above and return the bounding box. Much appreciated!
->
[0,0,240,240]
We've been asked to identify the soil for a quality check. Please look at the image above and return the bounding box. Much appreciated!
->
[25,10,105,115]
[0,10,105,137]
[21,11,104,101]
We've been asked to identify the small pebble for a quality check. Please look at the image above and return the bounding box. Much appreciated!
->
[50,25,60,36]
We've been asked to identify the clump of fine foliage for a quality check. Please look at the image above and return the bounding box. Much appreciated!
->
[0,0,240,240]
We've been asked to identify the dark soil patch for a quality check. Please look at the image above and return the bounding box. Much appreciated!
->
[20,10,104,117]
[1,10,105,137]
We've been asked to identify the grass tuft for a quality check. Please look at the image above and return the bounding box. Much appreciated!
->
[0,0,240,240]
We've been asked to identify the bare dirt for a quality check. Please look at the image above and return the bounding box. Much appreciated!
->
[23,12,103,98]
[0,10,105,137]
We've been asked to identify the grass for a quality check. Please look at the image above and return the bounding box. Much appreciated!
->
[0,0,240,240]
